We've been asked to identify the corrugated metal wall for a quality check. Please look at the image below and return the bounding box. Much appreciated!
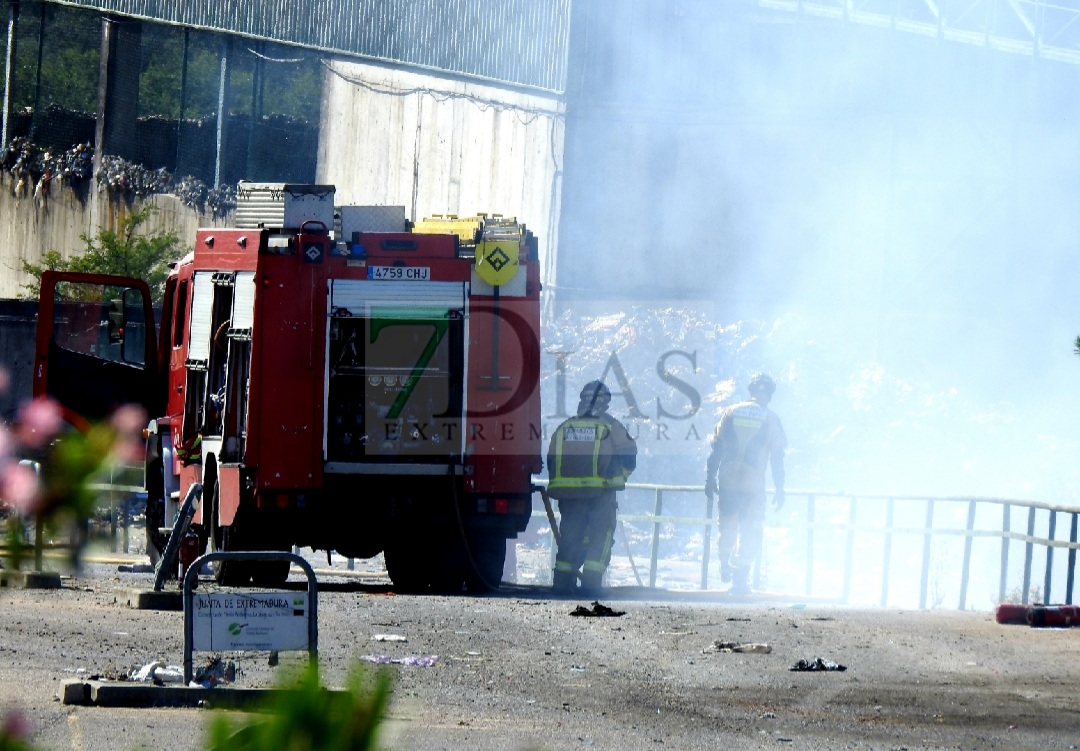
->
[49,0,571,92]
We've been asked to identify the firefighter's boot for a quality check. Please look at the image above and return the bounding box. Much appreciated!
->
[729,567,751,596]
[552,570,577,594]
[579,569,604,595]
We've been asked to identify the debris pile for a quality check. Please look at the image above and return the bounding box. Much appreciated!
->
[789,657,846,672]
[569,601,625,617]
[192,656,237,688]
[1,136,236,216]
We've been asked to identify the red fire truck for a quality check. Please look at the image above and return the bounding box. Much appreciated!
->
[33,185,542,591]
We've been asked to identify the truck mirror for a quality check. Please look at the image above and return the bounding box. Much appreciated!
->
[107,299,124,344]
[120,287,148,366]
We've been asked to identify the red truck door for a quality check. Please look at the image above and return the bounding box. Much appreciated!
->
[33,270,160,427]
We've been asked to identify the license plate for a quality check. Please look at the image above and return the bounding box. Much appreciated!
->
[367,266,431,281]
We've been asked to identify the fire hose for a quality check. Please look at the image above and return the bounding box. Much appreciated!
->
[537,485,560,547]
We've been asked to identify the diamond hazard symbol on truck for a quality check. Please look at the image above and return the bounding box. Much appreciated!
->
[476,240,518,286]
[488,247,510,271]
[303,241,324,264]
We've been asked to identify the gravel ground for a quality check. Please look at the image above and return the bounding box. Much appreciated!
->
[1,541,1079,751]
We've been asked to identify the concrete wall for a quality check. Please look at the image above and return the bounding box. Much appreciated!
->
[0,177,224,416]
[317,60,565,313]
[0,175,224,299]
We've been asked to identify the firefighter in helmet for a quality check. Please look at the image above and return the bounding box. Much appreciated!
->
[704,373,787,595]
[547,380,638,594]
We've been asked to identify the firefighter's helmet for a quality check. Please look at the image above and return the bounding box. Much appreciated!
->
[748,373,776,396]
[579,380,611,409]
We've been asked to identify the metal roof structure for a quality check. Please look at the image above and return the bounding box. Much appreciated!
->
[47,0,572,92]
[753,0,1080,65]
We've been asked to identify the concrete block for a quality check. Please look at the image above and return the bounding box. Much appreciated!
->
[125,588,183,611]
[0,570,63,589]
[59,680,91,705]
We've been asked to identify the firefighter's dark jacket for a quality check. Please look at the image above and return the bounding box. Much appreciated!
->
[547,410,637,501]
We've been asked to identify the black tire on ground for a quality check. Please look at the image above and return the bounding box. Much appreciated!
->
[209,485,250,586]
[383,540,433,593]
[250,556,291,587]
[428,535,471,594]
[464,534,506,593]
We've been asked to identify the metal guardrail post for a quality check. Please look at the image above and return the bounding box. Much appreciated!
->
[648,488,663,588]
[880,497,894,607]
[34,514,43,572]
[918,498,934,610]
[700,491,714,590]
[1044,511,1057,604]
[1069,513,1078,606]
[108,479,117,553]
[842,497,857,604]
[805,495,815,596]
[999,502,1011,604]
[1022,506,1036,604]
[958,500,977,610]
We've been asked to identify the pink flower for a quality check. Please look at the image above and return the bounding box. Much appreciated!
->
[0,425,13,461]
[0,461,42,515]
[15,397,63,450]
[110,404,147,435]
[110,404,148,463]
[2,709,31,739]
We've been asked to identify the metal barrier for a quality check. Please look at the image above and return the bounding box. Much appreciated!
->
[535,482,1080,610]
[182,551,318,684]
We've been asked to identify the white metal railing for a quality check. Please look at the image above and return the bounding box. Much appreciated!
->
[534,481,1080,610]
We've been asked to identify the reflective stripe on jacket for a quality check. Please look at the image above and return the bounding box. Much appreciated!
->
[547,417,620,500]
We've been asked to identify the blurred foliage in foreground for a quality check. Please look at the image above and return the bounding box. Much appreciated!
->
[206,664,392,751]
[1,663,394,751]
[1,390,145,573]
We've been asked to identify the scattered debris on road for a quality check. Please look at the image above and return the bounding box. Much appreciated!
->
[193,657,237,688]
[790,657,847,672]
[359,655,438,667]
[570,602,625,617]
[130,659,184,684]
[703,641,772,654]
[372,634,407,642]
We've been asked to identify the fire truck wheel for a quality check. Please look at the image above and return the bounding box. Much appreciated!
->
[251,556,291,587]
[208,485,251,586]
[464,535,506,593]
[383,542,432,593]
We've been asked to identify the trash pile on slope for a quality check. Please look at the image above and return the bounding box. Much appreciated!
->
[1,137,236,216]
[540,304,1080,500]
